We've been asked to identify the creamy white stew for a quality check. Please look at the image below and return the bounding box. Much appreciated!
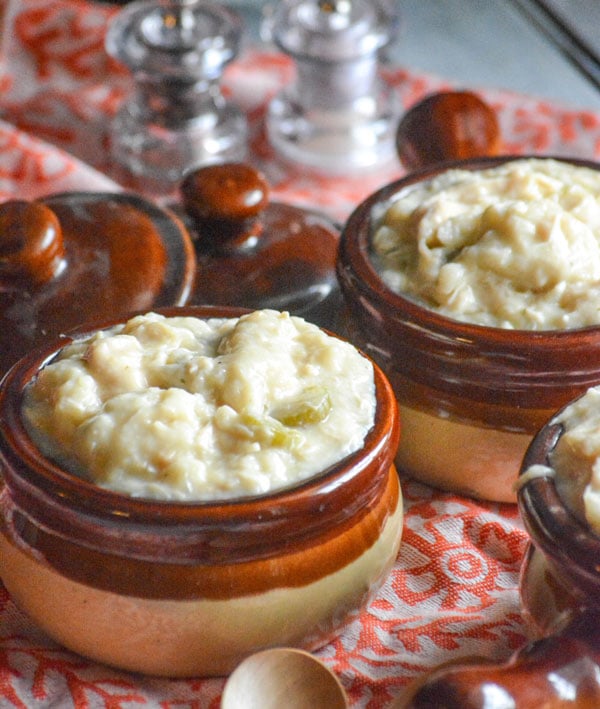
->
[23,310,376,501]
[372,158,600,330]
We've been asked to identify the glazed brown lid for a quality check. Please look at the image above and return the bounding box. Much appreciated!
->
[395,90,502,171]
[176,163,341,329]
[0,192,195,377]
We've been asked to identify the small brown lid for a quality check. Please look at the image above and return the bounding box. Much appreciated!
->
[0,192,195,377]
[177,163,341,329]
[396,90,502,171]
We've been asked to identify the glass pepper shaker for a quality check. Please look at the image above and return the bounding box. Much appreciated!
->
[265,0,401,175]
[105,0,248,196]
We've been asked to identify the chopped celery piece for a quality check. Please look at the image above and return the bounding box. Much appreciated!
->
[237,413,303,450]
[273,386,332,427]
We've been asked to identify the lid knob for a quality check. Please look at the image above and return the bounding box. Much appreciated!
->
[395,91,502,171]
[0,200,65,287]
[180,162,269,251]
[174,162,341,327]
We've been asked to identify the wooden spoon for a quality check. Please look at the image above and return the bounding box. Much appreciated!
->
[221,648,349,709]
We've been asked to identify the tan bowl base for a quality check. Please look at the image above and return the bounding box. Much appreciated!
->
[395,403,533,503]
[0,493,403,677]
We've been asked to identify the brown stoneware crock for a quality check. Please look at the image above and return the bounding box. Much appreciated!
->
[517,401,600,639]
[336,155,600,503]
[391,396,600,708]
[0,305,402,678]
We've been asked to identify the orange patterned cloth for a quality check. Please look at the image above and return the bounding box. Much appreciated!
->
[1,2,600,708]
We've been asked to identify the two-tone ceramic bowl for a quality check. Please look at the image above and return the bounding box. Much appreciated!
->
[393,388,600,708]
[0,305,402,677]
[337,155,600,502]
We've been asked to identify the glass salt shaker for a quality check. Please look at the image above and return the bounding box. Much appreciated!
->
[105,0,248,196]
[265,0,401,175]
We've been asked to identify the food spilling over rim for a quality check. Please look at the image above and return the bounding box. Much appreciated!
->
[518,412,600,582]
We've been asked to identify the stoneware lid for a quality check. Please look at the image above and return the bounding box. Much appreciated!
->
[0,192,195,377]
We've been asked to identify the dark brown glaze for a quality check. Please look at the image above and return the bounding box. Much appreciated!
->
[180,162,269,247]
[0,305,400,600]
[518,418,600,603]
[337,156,600,433]
[175,163,341,329]
[517,401,600,632]
[0,192,195,378]
[1,465,400,599]
[395,391,600,708]
[398,609,600,708]
[396,91,502,172]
